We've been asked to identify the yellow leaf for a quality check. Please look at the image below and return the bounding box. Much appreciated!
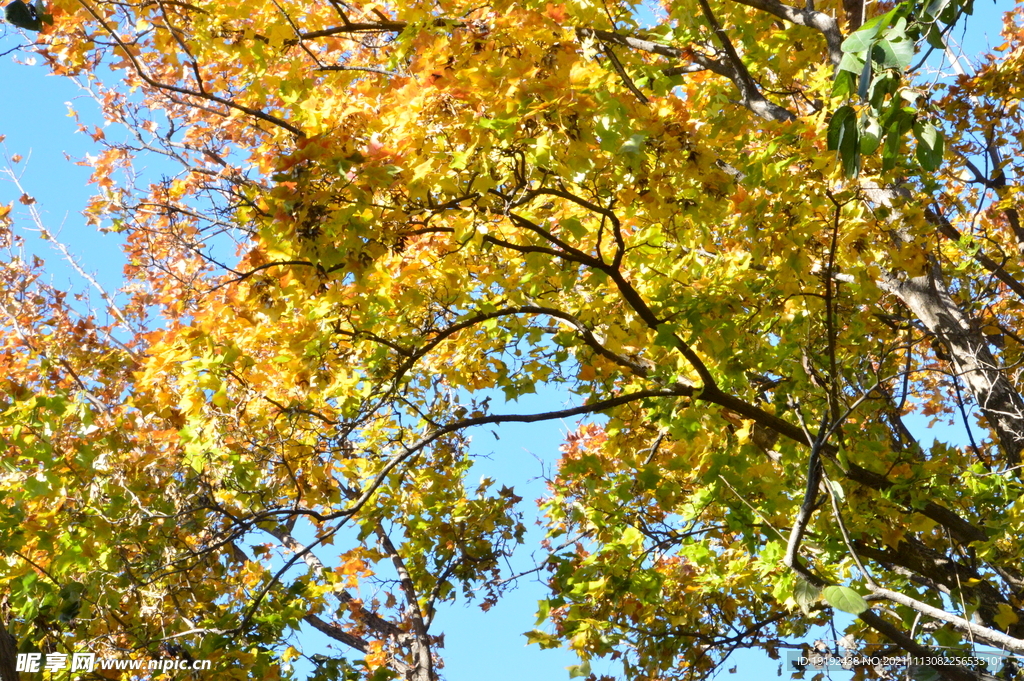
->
[994,604,1019,630]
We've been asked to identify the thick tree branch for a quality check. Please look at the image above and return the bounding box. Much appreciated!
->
[855,539,1018,629]
[375,527,435,681]
[783,439,826,586]
[872,587,1024,653]
[304,614,369,654]
[728,0,842,66]
[0,616,18,681]
[695,0,796,121]
[879,262,1024,467]
[857,611,981,681]
[928,204,1024,302]
[257,528,403,639]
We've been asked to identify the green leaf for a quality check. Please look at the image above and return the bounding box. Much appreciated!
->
[535,599,551,625]
[827,478,846,504]
[4,0,42,31]
[924,0,951,19]
[832,70,855,98]
[882,113,911,170]
[914,120,944,171]
[838,51,866,74]
[926,23,946,49]
[619,132,647,156]
[794,579,821,615]
[860,114,882,154]
[868,72,897,110]
[841,4,903,53]
[822,586,869,614]
[568,661,592,678]
[858,54,873,100]
[859,4,905,34]
[654,324,678,349]
[368,667,399,681]
[875,37,915,70]
[842,28,881,54]
[827,106,856,151]
[993,603,1019,630]
[525,629,561,649]
[840,119,860,177]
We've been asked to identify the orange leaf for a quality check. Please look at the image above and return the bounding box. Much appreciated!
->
[545,3,567,22]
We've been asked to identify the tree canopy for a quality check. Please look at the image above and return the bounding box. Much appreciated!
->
[2,0,1024,679]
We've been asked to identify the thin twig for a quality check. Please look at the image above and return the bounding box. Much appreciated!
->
[601,44,649,104]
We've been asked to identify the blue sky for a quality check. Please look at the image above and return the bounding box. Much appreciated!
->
[0,2,1017,679]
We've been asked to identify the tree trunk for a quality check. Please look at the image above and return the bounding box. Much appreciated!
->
[0,626,19,681]
[882,262,1024,466]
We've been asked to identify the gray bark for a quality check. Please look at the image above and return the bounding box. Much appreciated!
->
[880,263,1024,466]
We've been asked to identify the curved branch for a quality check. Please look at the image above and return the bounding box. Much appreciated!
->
[857,611,979,681]
[76,0,305,137]
[928,204,1024,302]
[337,386,693,522]
[729,0,843,66]
[695,0,796,121]
[388,304,653,387]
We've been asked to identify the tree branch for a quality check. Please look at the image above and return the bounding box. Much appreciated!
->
[872,587,1024,653]
[728,0,842,66]
[695,0,796,121]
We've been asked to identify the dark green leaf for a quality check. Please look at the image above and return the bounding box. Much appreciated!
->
[838,111,860,177]
[926,23,946,49]
[882,119,904,171]
[869,72,898,109]
[4,0,42,30]
[924,0,951,19]
[858,55,873,100]
[841,140,860,177]
[832,70,855,98]
[827,106,856,151]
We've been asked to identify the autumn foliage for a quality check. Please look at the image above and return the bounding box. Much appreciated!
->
[2,0,1024,678]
